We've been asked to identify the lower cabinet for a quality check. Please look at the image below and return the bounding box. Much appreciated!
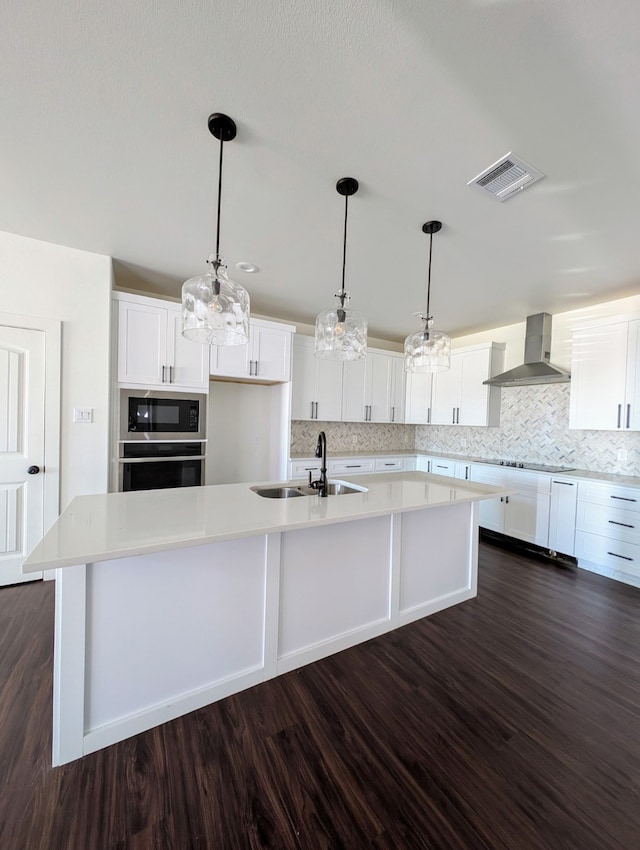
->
[575,480,640,587]
[470,465,551,548]
[548,478,578,556]
[289,455,416,479]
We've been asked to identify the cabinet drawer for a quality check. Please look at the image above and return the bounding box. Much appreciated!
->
[375,457,404,472]
[578,481,640,514]
[290,460,322,479]
[430,459,456,477]
[328,458,375,475]
[575,531,640,579]
[576,501,640,545]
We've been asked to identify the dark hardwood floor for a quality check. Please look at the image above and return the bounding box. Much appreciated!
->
[1,542,639,850]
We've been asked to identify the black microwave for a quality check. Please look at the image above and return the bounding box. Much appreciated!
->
[120,390,207,441]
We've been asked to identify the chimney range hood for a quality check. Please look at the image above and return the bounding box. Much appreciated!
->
[483,313,570,387]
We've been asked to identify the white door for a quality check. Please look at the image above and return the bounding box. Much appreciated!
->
[569,323,628,430]
[0,327,45,584]
[166,308,209,389]
[431,353,462,424]
[252,326,291,382]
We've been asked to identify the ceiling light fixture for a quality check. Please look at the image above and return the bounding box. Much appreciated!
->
[182,113,250,346]
[404,221,451,373]
[315,177,367,361]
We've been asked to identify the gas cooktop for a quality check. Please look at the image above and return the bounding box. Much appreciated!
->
[478,459,575,474]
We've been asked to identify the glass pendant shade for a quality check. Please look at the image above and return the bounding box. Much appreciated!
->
[315,293,367,361]
[404,317,451,372]
[182,256,249,346]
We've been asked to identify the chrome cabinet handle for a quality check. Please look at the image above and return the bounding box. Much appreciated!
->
[627,404,631,429]
[617,404,622,428]
[310,401,314,419]
[314,401,318,419]
[427,407,431,424]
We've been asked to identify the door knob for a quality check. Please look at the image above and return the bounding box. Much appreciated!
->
[27,465,40,475]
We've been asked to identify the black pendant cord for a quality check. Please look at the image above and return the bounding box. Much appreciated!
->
[425,230,433,321]
[215,136,224,261]
[339,193,349,310]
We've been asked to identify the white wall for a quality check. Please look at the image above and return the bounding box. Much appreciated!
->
[0,231,112,509]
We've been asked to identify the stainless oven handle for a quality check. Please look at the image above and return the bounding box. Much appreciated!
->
[118,455,206,463]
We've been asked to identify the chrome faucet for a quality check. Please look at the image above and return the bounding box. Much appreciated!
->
[308,430,328,497]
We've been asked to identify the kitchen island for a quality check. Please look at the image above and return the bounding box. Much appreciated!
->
[23,472,511,766]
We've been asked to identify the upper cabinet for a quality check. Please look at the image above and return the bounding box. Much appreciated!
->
[342,350,402,423]
[210,318,294,383]
[116,293,209,391]
[405,372,432,425]
[569,317,640,431]
[291,335,343,421]
[431,343,505,426]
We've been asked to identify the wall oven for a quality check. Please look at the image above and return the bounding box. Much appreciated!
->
[118,390,207,491]
[118,441,205,492]
[120,389,206,441]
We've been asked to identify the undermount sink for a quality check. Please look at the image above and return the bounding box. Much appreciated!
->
[250,486,307,499]
[250,480,368,499]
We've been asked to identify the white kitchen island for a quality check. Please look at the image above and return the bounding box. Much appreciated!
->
[23,472,511,766]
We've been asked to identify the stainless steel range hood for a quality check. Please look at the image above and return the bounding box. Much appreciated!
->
[483,313,570,387]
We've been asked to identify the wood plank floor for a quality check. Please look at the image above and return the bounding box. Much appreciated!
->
[0,542,639,849]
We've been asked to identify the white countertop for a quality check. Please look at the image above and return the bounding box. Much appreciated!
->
[23,472,512,572]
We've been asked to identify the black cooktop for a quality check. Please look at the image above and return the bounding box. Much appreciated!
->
[478,459,575,474]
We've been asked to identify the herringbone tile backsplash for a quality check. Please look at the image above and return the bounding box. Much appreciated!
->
[292,384,640,475]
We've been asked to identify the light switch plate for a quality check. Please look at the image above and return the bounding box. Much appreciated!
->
[73,407,93,423]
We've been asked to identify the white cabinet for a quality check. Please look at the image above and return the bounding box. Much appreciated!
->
[328,457,376,476]
[210,318,293,383]
[342,350,395,423]
[291,335,343,421]
[405,372,432,424]
[116,293,209,390]
[470,464,551,548]
[416,455,432,473]
[575,480,640,587]
[375,457,404,472]
[290,459,323,480]
[548,478,578,556]
[389,355,405,424]
[569,318,640,431]
[431,343,504,427]
[430,458,456,477]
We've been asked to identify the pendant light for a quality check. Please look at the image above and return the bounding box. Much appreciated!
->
[182,113,250,346]
[404,220,451,372]
[315,177,367,360]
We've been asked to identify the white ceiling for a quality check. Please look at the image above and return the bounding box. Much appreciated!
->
[3,0,640,342]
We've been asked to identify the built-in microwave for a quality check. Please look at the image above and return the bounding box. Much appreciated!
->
[120,390,207,441]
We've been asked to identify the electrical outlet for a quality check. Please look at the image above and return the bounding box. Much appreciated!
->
[461,437,468,448]
[73,407,93,423]
[617,447,628,463]
[351,434,358,445]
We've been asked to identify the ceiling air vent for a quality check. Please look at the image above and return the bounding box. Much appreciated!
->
[467,152,544,202]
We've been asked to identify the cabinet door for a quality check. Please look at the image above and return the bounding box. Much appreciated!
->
[405,371,432,424]
[569,323,628,430]
[431,354,462,424]
[210,338,251,379]
[454,462,470,481]
[625,320,640,430]
[341,358,367,421]
[368,352,393,423]
[389,355,405,424]
[291,336,317,420]
[548,479,578,556]
[504,492,550,547]
[252,325,291,382]
[167,309,209,389]
[459,349,491,426]
[117,300,167,385]
[316,358,344,421]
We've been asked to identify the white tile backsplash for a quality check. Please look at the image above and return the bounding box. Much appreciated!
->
[292,384,640,475]
[415,383,640,476]
[290,421,416,454]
